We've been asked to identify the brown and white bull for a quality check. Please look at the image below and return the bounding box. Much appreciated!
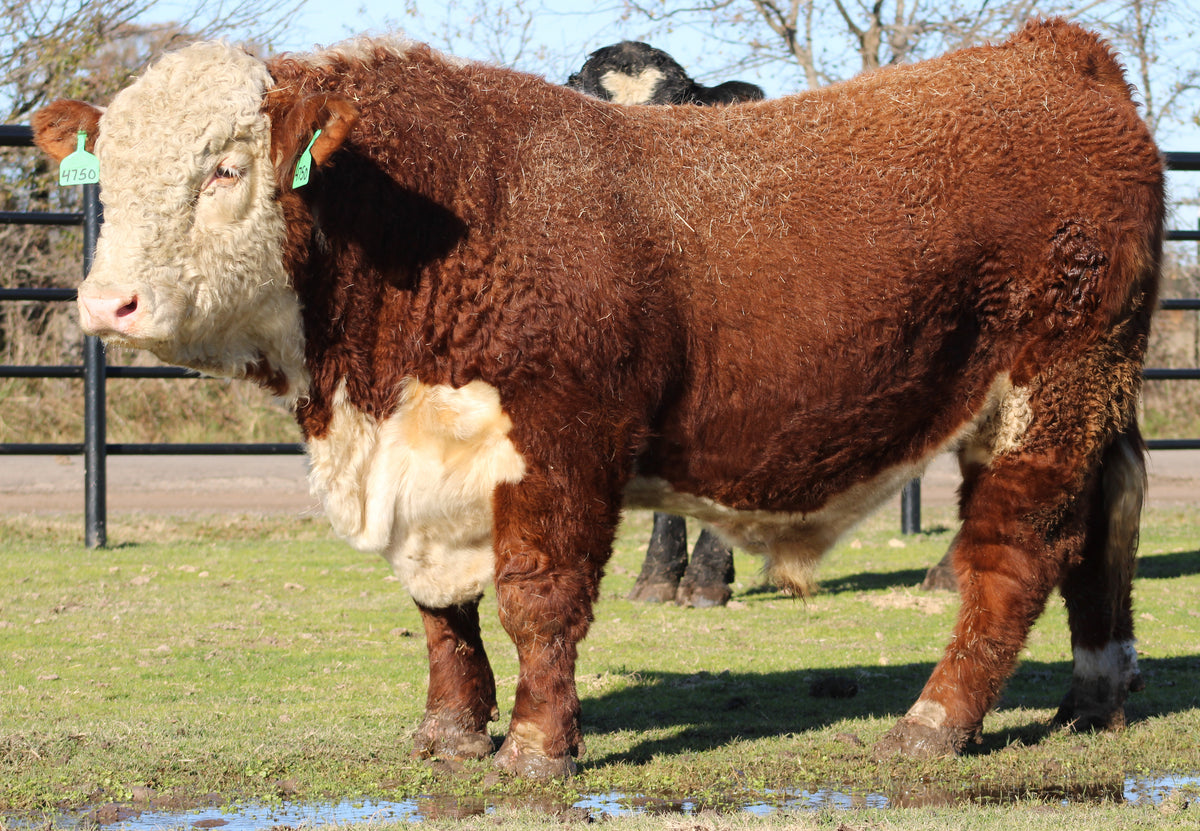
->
[33,18,1163,778]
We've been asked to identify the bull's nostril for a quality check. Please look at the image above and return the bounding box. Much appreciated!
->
[116,297,138,317]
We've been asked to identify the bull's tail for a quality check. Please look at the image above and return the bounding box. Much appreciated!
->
[1099,422,1145,632]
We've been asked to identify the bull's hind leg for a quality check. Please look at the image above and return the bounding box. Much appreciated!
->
[411,599,498,760]
[877,363,1141,758]
[1054,426,1145,731]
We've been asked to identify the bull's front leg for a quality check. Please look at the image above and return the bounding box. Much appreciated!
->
[411,599,498,760]
[489,480,614,779]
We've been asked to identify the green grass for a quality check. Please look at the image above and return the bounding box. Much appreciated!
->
[1,506,1199,829]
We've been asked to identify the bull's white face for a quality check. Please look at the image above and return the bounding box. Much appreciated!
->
[80,42,307,401]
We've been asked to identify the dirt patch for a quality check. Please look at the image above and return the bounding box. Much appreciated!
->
[861,588,952,615]
[1,453,319,515]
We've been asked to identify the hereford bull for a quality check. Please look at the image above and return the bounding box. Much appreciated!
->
[33,18,1162,779]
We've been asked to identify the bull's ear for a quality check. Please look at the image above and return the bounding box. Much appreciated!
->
[267,92,359,189]
[31,100,104,161]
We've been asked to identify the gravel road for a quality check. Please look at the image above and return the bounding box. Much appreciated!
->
[1,449,1194,516]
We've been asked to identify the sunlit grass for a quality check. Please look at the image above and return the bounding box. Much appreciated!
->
[1,505,1197,824]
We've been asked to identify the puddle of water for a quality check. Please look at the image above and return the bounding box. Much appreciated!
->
[5,774,1197,829]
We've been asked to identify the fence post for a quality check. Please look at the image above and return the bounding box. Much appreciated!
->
[81,182,106,548]
[900,477,921,535]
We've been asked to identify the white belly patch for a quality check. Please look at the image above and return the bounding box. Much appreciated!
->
[624,460,925,594]
[306,378,526,608]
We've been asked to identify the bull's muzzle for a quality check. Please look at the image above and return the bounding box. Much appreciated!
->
[77,286,141,338]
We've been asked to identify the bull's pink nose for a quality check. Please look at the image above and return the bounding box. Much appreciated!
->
[78,290,141,336]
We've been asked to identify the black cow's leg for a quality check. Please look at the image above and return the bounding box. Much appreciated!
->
[628,513,687,602]
[676,528,734,607]
[411,599,497,760]
[1054,426,1145,730]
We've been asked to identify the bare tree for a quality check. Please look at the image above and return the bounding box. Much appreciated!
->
[1,0,305,121]
[396,0,558,73]
[1,0,308,402]
[621,0,1092,88]
[619,0,1199,139]
[1079,0,1200,136]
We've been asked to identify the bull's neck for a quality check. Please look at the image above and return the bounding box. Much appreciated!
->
[280,59,534,438]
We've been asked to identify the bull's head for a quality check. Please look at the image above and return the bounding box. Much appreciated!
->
[33,42,357,403]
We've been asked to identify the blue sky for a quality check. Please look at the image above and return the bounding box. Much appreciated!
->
[271,0,799,96]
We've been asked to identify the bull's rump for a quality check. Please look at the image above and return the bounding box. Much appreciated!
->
[590,30,1158,518]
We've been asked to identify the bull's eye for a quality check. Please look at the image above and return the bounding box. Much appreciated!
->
[202,162,245,192]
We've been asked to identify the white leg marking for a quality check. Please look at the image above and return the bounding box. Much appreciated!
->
[1073,639,1139,689]
[906,699,948,729]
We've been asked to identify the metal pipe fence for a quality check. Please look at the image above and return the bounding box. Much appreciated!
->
[1,126,1198,543]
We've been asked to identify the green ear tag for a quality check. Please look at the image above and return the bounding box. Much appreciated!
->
[58,131,99,187]
[292,129,322,188]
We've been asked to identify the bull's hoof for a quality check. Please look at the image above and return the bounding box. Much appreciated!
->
[628,580,679,603]
[873,717,971,761]
[412,713,494,761]
[1053,691,1127,732]
[494,735,577,780]
[920,561,958,592]
[675,581,732,608]
[1053,662,1141,732]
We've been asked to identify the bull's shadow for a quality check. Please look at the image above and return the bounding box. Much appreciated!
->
[1136,548,1200,580]
[816,567,931,594]
[573,655,1199,767]
[817,545,1200,596]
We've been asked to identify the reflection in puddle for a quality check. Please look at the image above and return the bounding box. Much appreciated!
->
[5,775,1197,829]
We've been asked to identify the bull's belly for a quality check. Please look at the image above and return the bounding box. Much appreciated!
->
[624,372,1030,588]
[624,461,922,552]
[623,455,929,592]
[305,373,1029,607]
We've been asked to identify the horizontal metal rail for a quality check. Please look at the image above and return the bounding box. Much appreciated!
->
[1145,368,1200,380]
[0,287,76,300]
[1146,438,1200,450]
[2,126,1198,540]
[1166,150,1200,169]
[1161,299,1200,310]
[0,124,32,144]
[0,442,303,455]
